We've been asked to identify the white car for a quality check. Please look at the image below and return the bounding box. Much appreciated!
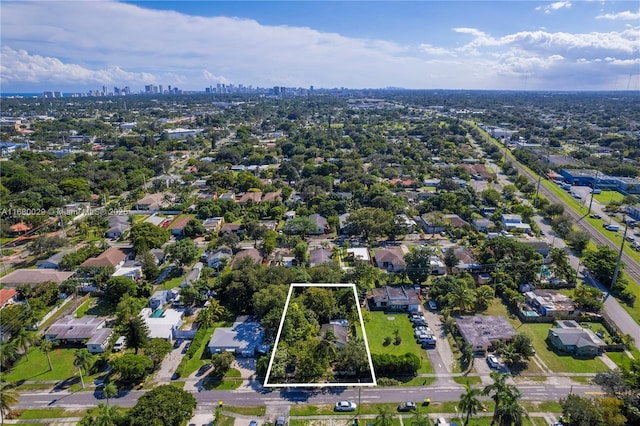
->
[487,354,499,369]
[335,401,357,412]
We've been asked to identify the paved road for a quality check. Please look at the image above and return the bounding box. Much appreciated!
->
[17,383,604,410]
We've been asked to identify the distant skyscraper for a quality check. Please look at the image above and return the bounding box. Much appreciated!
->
[159,85,163,94]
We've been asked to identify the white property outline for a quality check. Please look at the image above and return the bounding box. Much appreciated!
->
[263,283,377,388]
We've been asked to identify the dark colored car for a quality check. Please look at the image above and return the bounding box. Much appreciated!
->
[196,363,212,377]
[397,401,417,412]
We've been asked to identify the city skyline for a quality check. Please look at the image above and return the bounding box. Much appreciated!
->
[1,1,639,92]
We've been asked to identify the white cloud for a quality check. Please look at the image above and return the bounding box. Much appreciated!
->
[0,1,637,91]
[535,1,572,14]
[419,44,454,56]
[0,46,160,87]
[596,10,640,20]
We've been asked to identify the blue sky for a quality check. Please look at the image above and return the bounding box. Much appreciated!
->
[1,1,639,92]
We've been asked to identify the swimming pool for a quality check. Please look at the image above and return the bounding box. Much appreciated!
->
[151,308,164,318]
[521,310,539,317]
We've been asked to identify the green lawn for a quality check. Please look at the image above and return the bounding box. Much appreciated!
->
[74,296,115,318]
[517,323,608,374]
[593,190,625,205]
[3,346,93,383]
[364,311,433,374]
[453,375,482,385]
[202,368,243,390]
[223,406,266,416]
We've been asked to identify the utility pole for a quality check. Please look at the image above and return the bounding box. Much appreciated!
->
[610,222,629,292]
[587,170,599,215]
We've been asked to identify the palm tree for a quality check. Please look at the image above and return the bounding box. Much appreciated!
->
[475,285,495,312]
[0,342,18,371]
[39,338,54,371]
[316,329,338,361]
[102,382,118,406]
[195,307,213,329]
[483,371,520,426]
[12,329,33,361]
[0,381,18,426]
[74,349,94,389]
[463,345,475,371]
[458,382,483,426]
[410,409,430,426]
[448,283,476,314]
[494,390,526,426]
[375,406,394,426]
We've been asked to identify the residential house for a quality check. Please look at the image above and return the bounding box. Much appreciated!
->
[182,262,203,287]
[473,219,494,233]
[367,286,421,312]
[284,210,296,221]
[0,288,17,309]
[451,246,479,272]
[547,320,606,358]
[207,315,264,357]
[105,215,130,239]
[219,223,242,235]
[149,290,169,310]
[258,220,278,231]
[233,248,263,265]
[168,215,194,237]
[204,248,232,270]
[338,213,350,234]
[520,240,551,258]
[237,192,263,204]
[261,192,282,203]
[456,315,517,352]
[136,193,174,212]
[44,315,113,353]
[419,214,446,235]
[430,256,446,275]
[309,248,333,267]
[308,214,329,234]
[501,214,531,233]
[319,322,348,348]
[37,249,73,269]
[140,308,183,341]
[442,214,469,229]
[80,247,128,270]
[524,290,576,317]
[374,247,406,272]
[203,217,224,233]
[0,269,75,287]
[346,247,370,263]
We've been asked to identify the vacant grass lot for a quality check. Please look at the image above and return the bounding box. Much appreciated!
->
[364,311,433,374]
[3,346,102,384]
[593,190,625,205]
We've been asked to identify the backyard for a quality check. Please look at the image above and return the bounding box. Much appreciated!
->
[364,311,433,374]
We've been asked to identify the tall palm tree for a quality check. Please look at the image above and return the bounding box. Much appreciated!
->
[102,382,118,406]
[375,406,394,426]
[483,371,519,426]
[39,338,54,371]
[494,390,526,426]
[410,409,430,426]
[458,382,483,426]
[74,349,94,389]
[475,285,495,312]
[12,329,33,361]
[0,342,18,371]
[0,381,18,426]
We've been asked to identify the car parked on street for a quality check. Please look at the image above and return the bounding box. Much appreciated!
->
[335,401,357,412]
[397,401,417,412]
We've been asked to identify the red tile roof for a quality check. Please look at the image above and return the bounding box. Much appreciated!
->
[0,288,17,307]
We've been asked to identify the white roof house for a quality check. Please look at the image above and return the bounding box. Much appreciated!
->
[346,247,370,262]
[140,308,183,341]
